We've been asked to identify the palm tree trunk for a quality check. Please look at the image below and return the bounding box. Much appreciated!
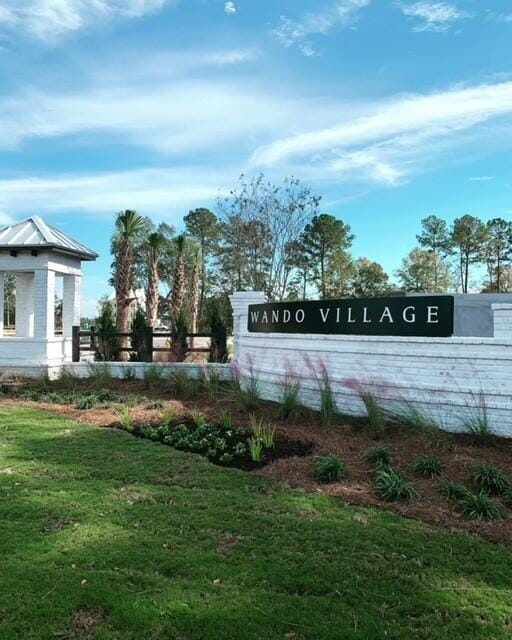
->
[146,261,159,328]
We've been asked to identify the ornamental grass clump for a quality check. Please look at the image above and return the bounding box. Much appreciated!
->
[366,446,391,466]
[458,492,503,521]
[279,370,302,420]
[439,480,470,501]
[219,409,233,430]
[359,390,387,438]
[169,370,200,400]
[461,392,496,447]
[413,456,445,479]
[472,464,510,496]
[250,415,276,449]
[313,454,347,484]
[143,366,165,389]
[374,466,417,502]
[248,436,264,463]
[118,407,134,432]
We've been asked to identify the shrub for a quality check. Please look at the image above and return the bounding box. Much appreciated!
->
[318,365,338,426]
[360,390,386,438]
[439,480,470,501]
[144,399,165,410]
[413,456,445,478]
[374,466,417,502]
[366,446,391,466]
[458,492,503,521]
[313,454,347,483]
[248,437,264,463]
[279,373,302,420]
[472,464,510,496]
[201,368,222,401]
[56,369,81,391]
[250,416,276,449]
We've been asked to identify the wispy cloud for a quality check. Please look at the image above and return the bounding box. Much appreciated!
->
[271,0,370,56]
[468,176,494,182]
[251,81,512,186]
[0,167,232,218]
[0,0,169,42]
[398,2,469,32]
[224,2,237,15]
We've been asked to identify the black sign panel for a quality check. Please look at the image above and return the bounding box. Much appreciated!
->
[248,296,454,337]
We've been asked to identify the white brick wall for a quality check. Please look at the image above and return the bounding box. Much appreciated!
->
[230,292,512,439]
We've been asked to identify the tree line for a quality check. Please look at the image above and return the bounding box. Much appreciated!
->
[101,174,512,356]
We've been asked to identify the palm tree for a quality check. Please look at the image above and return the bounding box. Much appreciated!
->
[170,235,186,329]
[189,248,201,345]
[145,232,167,328]
[112,210,145,360]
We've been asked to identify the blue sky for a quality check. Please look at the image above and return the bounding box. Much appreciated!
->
[0,0,511,312]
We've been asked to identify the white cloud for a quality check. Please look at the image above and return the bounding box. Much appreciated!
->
[224,2,237,15]
[0,0,168,41]
[251,81,512,186]
[271,0,370,55]
[468,176,494,182]
[0,167,232,217]
[398,2,468,32]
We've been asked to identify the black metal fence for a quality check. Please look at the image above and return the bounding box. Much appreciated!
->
[72,326,228,363]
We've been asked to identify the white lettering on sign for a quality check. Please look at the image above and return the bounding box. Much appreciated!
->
[380,307,394,323]
[362,307,371,323]
[320,308,330,323]
[403,306,415,323]
[347,308,355,323]
[427,306,439,323]
[296,309,305,323]
[283,309,291,323]
[262,310,268,323]
[250,311,260,323]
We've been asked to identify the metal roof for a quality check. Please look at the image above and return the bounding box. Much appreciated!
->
[0,216,98,261]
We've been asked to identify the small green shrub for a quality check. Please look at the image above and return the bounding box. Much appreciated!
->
[248,437,264,463]
[366,446,391,466]
[313,454,347,483]
[458,492,503,521]
[413,456,445,478]
[472,464,510,496]
[319,377,338,426]
[374,466,417,502]
[360,391,386,438]
[439,480,470,501]
[56,369,81,391]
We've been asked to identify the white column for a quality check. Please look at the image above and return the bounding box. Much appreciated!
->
[62,274,81,337]
[492,304,512,339]
[15,273,35,338]
[229,291,267,362]
[0,274,4,337]
[34,269,55,339]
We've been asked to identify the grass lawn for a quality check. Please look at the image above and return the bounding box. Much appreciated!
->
[1,406,512,639]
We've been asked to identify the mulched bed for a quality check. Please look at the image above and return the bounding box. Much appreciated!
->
[2,378,512,547]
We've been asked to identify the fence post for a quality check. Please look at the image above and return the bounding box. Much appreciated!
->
[90,325,96,352]
[144,326,154,363]
[72,325,80,362]
[212,327,228,363]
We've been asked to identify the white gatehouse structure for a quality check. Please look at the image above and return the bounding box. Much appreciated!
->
[0,216,97,378]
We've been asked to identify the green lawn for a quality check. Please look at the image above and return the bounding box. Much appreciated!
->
[1,407,512,639]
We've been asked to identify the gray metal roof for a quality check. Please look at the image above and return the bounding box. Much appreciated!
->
[0,216,98,261]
